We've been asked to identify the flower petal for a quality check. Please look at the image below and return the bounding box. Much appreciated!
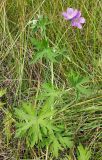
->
[71,20,82,29]
[69,9,78,19]
[79,17,86,23]
[71,21,77,27]
[75,11,81,18]
[66,8,78,20]
[62,12,69,20]
[67,8,74,14]
[77,23,82,29]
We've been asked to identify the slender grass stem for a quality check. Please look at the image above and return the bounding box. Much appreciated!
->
[51,62,54,86]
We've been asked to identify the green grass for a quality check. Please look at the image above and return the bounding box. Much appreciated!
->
[0,0,102,159]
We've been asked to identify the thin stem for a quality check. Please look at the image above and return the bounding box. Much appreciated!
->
[56,28,69,47]
[50,62,54,120]
[45,146,49,160]
[51,62,54,86]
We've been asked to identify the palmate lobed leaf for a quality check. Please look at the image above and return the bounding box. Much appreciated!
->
[68,70,91,97]
[68,70,89,87]
[15,101,73,157]
[30,48,57,64]
[30,37,57,64]
[15,101,54,142]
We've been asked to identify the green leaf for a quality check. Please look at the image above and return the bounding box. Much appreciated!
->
[44,48,57,62]
[30,50,45,64]
[68,70,91,97]
[77,144,91,160]
[38,83,61,101]
[15,101,54,147]
[30,36,57,63]
[50,137,62,157]
[59,136,73,148]
[30,38,48,50]
[15,108,33,121]
[14,101,73,157]
[22,102,36,116]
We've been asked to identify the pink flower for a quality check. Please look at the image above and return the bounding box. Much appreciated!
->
[62,8,85,29]
[71,17,85,29]
[62,8,78,20]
